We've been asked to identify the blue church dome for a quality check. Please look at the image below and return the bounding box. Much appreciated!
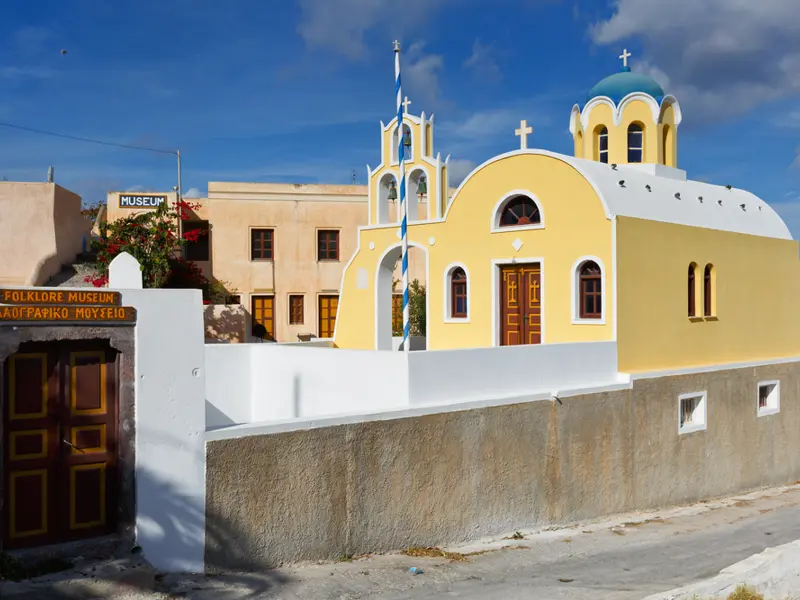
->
[586,67,665,105]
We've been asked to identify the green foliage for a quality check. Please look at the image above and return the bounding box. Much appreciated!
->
[85,200,207,291]
[392,276,426,337]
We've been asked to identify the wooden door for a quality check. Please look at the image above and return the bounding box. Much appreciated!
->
[251,295,275,341]
[318,295,339,339]
[2,341,118,550]
[499,264,542,346]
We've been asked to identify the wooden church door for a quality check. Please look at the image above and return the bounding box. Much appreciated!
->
[499,264,542,346]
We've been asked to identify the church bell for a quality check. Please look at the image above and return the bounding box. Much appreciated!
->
[387,180,398,200]
[417,176,427,195]
[402,131,412,147]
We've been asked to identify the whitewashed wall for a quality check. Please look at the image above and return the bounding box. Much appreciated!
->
[249,344,409,421]
[206,343,252,427]
[204,341,620,427]
[119,287,206,573]
[407,341,620,406]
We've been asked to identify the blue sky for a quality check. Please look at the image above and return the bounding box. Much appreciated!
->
[2,0,800,234]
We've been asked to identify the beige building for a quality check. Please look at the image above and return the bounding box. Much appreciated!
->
[106,184,429,342]
[0,182,91,287]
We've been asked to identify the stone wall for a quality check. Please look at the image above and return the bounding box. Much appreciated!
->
[205,360,800,570]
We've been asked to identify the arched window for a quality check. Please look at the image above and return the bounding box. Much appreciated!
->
[579,261,602,319]
[500,195,540,227]
[703,264,714,316]
[688,263,697,317]
[392,124,413,162]
[595,126,609,163]
[628,123,644,163]
[450,267,468,318]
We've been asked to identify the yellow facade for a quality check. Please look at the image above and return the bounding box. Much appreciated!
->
[616,217,800,372]
[335,153,614,350]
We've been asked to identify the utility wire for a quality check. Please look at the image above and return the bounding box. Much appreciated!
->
[0,121,177,155]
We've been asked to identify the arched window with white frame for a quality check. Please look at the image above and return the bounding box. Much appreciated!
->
[572,258,605,323]
[492,192,543,231]
[444,264,470,321]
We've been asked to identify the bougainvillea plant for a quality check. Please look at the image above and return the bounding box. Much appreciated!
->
[84,200,210,296]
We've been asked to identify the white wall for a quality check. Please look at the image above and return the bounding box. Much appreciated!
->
[206,343,252,428]
[408,341,620,405]
[248,344,409,421]
[204,341,620,428]
[119,288,207,573]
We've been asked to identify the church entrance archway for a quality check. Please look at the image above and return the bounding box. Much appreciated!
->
[375,243,428,351]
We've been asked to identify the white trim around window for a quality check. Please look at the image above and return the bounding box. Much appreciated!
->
[490,189,545,233]
[757,380,780,417]
[678,391,707,435]
[443,262,470,323]
[571,256,606,325]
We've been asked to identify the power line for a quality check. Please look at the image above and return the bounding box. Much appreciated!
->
[0,121,177,155]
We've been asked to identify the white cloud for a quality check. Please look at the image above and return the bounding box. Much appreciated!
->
[183,187,203,198]
[590,0,800,122]
[463,40,502,82]
[447,158,477,185]
[296,0,445,60]
[403,42,444,108]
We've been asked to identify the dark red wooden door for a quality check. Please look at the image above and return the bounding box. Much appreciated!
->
[2,340,118,550]
[500,264,542,346]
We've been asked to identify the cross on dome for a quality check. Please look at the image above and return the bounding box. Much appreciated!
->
[619,48,632,68]
[402,96,412,112]
[515,119,533,149]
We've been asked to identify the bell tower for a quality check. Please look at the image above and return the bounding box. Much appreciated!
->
[569,49,682,170]
[366,96,449,226]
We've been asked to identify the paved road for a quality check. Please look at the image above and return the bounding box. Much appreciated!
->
[6,485,800,599]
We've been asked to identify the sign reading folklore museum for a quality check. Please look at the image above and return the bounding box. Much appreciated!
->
[0,288,136,324]
[1,289,121,306]
[119,194,166,208]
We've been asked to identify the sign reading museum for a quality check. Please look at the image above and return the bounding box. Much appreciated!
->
[119,194,167,208]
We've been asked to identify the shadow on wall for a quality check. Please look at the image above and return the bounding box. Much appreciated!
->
[2,466,290,597]
[204,304,248,343]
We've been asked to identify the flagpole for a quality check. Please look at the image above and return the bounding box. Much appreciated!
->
[394,40,410,353]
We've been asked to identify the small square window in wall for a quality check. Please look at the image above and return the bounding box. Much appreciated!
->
[251,228,274,261]
[678,392,707,435]
[757,381,780,417]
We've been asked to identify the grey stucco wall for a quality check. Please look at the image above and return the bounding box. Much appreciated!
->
[205,361,800,570]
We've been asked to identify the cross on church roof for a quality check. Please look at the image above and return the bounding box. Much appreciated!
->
[515,119,533,150]
[402,96,412,113]
[619,48,632,68]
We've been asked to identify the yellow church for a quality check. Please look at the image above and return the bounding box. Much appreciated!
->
[333,51,800,374]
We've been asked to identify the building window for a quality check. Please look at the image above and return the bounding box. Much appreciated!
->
[392,294,403,335]
[688,263,697,317]
[289,295,304,325]
[183,221,210,261]
[579,261,602,319]
[704,263,714,317]
[499,195,541,228]
[251,228,274,261]
[596,126,609,163]
[251,295,274,341]
[318,295,339,338]
[757,381,780,416]
[318,230,340,261]
[450,267,468,318]
[678,392,707,434]
[628,123,644,163]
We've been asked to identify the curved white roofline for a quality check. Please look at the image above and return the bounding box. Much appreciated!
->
[580,92,663,130]
[658,95,683,126]
[443,149,792,241]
